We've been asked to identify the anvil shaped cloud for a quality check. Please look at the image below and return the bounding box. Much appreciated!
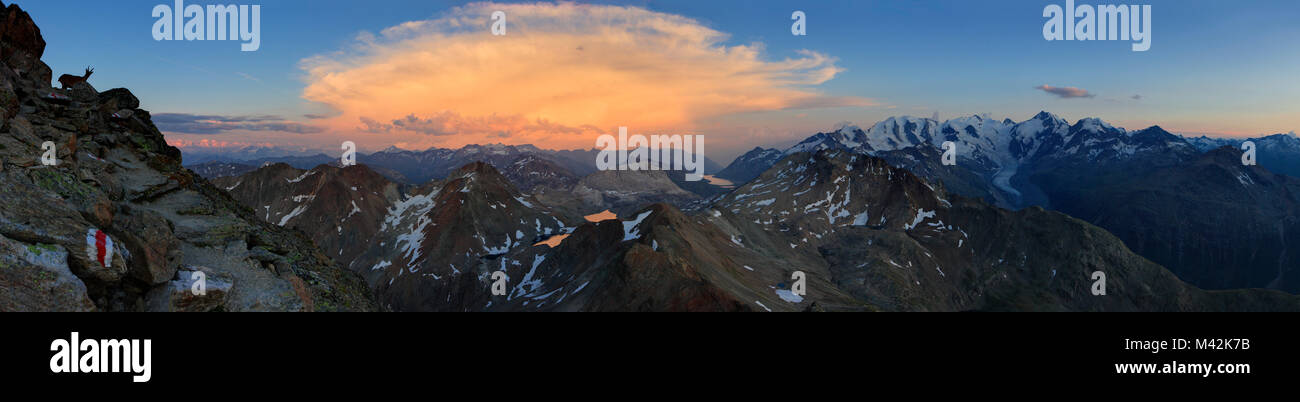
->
[299,1,873,150]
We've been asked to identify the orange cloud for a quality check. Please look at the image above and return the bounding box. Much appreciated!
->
[299,1,874,150]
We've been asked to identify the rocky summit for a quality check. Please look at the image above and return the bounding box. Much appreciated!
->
[0,2,377,312]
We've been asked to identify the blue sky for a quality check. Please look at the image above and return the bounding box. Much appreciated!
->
[18,0,1300,162]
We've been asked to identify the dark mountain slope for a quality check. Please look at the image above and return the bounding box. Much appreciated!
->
[212,163,404,271]
[703,150,1300,311]
[716,147,782,184]
[1039,146,1300,292]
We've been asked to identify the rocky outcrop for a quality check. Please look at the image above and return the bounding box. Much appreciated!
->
[211,163,405,274]
[0,2,377,311]
[145,266,234,312]
[0,234,95,311]
[498,154,579,193]
[555,169,698,217]
[715,147,782,185]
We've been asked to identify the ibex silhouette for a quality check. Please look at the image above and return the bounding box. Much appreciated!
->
[57,66,93,90]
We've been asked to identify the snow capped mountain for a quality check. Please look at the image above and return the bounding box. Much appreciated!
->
[734,111,1230,209]
[1003,111,1069,160]
[862,115,944,151]
[784,111,1196,167]
[1187,132,1300,154]
[375,145,406,154]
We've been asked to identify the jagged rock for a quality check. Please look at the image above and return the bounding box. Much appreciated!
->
[0,169,129,286]
[0,234,95,311]
[129,176,183,202]
[145,266,232,312]
[0,79,17,118]
[113,206,180,285]
[248,246,289,266]
[0,3,48,88]
[560,169,698,217]
[0,3,44,59]
[98,88,138,111]
[68,81,96,103]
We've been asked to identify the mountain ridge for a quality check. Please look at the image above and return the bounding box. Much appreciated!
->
[714,112,1300,294]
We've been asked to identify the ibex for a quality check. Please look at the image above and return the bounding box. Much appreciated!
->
[57,66,93,90]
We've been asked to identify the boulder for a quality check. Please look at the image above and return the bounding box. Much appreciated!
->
[113,206,180,285]
[98,88,139,110]
[0,169,128,285]
[0,3,45,59]
[0,234,96,311]
[68,80,96,103]
[145,266,233,312]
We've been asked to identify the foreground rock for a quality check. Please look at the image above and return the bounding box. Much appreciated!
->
[145,266,234,312]
[0,2,377,311]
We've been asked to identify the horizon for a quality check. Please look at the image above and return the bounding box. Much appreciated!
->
[180,111,1300,166]
[18,0,1300,163]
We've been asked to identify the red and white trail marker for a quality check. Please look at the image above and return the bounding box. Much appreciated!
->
[84,228,114,268]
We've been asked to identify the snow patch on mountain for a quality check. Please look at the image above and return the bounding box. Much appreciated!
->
[623,210,654,241]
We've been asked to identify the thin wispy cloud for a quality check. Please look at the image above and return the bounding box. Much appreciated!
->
[1035,85,1095,99]
[154,113,324,135]
[360,112,600,138]
[303,112,340,120]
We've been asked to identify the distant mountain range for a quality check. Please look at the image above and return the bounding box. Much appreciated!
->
[207,111,1300,305]
[215,146,1300,311]
[184,142,724,184]
[1185,132,1300,178]
[178,145,328,165]
[712,112,1300,293]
